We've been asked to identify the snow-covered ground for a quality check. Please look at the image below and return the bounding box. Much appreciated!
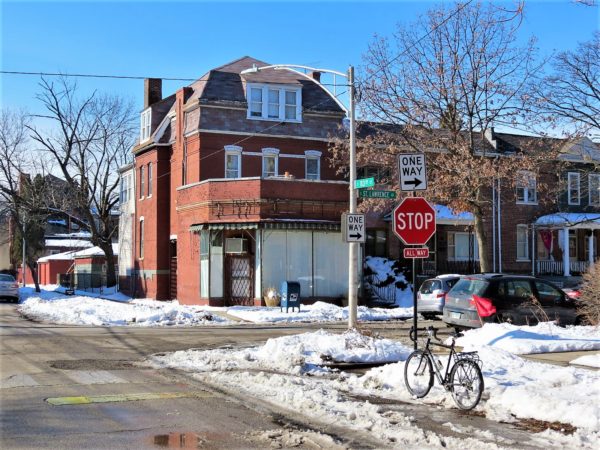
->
[364,256,413,307]
[150,328,600,448]
[18,287,230,327]
[17,286,413,327]
[226,302,413,323]
[455,322,600,354]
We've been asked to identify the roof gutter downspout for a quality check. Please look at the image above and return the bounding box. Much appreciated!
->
[492,178,496,273]
[497,178,502,273]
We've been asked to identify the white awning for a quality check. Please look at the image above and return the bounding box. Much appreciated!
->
[535,213,600,229]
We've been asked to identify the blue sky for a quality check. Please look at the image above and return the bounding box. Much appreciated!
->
[1,0,599,116]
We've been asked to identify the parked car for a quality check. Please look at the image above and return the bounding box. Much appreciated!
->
[562,284,582,300]
[442,274,580,328]
[417,274,461,319]
[0,274,19,303]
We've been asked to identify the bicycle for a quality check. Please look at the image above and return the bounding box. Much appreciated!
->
[404,326,484,410]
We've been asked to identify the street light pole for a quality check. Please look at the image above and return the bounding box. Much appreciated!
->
[347,66,358,329]
[241,63,359,329]
[22,222,26,288]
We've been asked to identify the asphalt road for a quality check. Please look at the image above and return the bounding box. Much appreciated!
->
[0,301,555,449]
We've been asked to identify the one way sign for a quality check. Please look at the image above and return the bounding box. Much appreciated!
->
[398,153,428,191]
[342,213,366,243]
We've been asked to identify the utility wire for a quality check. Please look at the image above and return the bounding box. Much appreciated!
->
[359,0,475,86]
[0,70,347,88]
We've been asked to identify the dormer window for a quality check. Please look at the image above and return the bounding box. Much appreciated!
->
[140,109,151,142]
[247,84,301,122]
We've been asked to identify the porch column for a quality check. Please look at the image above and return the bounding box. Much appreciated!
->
[563,227,570,277]
[255,230,262,301]
[588,230,595,268]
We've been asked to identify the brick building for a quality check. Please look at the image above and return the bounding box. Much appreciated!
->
[125,57,351,305]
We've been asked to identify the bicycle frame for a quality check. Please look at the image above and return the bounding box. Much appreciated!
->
[420,334,458,388]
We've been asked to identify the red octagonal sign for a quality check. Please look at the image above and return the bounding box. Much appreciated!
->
[393,198,436,245]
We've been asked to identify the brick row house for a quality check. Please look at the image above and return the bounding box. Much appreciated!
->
[120,56,600,305]
[360,132,600,280]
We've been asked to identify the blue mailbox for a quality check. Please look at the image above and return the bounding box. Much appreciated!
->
[280,281,301,313]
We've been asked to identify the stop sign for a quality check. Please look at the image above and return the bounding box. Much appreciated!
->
[393,198,436,245]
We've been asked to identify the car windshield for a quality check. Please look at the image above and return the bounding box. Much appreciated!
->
[0,274,15,282]
[445,278,460,289]
[420,280,441,294]
[450,278,488,296]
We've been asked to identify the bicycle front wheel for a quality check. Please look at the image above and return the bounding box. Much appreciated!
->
[404,350,433,398]
[450,359,484,410]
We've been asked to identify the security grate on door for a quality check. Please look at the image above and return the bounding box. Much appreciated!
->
[225,255,254,306]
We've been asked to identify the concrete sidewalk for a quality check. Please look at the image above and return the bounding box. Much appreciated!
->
[522,349,599,369]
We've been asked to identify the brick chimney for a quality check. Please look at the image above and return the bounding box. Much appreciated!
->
[144,78,162,108]
[310,71,322,83]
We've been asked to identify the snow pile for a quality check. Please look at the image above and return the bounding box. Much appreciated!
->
[150,329,600,447]
[364,256,413,307]
[454,322,600,354]
[226,301,413,323]
[151,329,410,375]
[19,293,231,327]
[571,354,600,368]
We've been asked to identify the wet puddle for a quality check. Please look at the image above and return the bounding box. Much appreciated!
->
[152,432,203,448]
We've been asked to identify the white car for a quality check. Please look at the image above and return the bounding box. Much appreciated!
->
[417,274,461,319]
[0,274,19,303]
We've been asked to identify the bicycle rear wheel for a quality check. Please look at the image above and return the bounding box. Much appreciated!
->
[404,350,433,398]
[450,359,484,410]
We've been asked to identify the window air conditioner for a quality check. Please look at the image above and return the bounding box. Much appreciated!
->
[225,238,248,254]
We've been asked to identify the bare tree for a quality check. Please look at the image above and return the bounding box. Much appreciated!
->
[539,32,600,135]
[334,1,564,272]
[0,109,57,292]
[28,78,136,288]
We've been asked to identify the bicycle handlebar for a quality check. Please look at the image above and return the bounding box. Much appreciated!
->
[409,326,464,342]
[409,325,440,342]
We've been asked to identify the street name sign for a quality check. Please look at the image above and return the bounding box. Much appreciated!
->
[398,153,427,191]
[393,197,436,245]
[403,248,430,259]
[359,190,397,199]
[342,213,366,243]
[355,177,375,189]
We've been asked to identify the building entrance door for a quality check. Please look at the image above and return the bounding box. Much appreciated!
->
[225,255,254,305]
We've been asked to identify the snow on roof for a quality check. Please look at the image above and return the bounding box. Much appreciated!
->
[435,205,474,225]
[72,243,119,259]
[383,204,474,225]
[51,232,92,238]
[38,250,77,263]
[535,213,600,229]
[45,239,94,249]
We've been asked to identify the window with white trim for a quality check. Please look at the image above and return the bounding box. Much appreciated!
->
[262,148,279,178]
[246,84,301,122]
[516,224,529,260]
[568,172,580,205]
[589,173,600,206]
[140,109,151,142]
[139,165,145,199]
[139,218,145,259]
[516,171,537,204]
[225,145,242,179]
[305,150,321,180]
[120,174,129,204]
[147,163,152,197]
[447,232,479,261]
